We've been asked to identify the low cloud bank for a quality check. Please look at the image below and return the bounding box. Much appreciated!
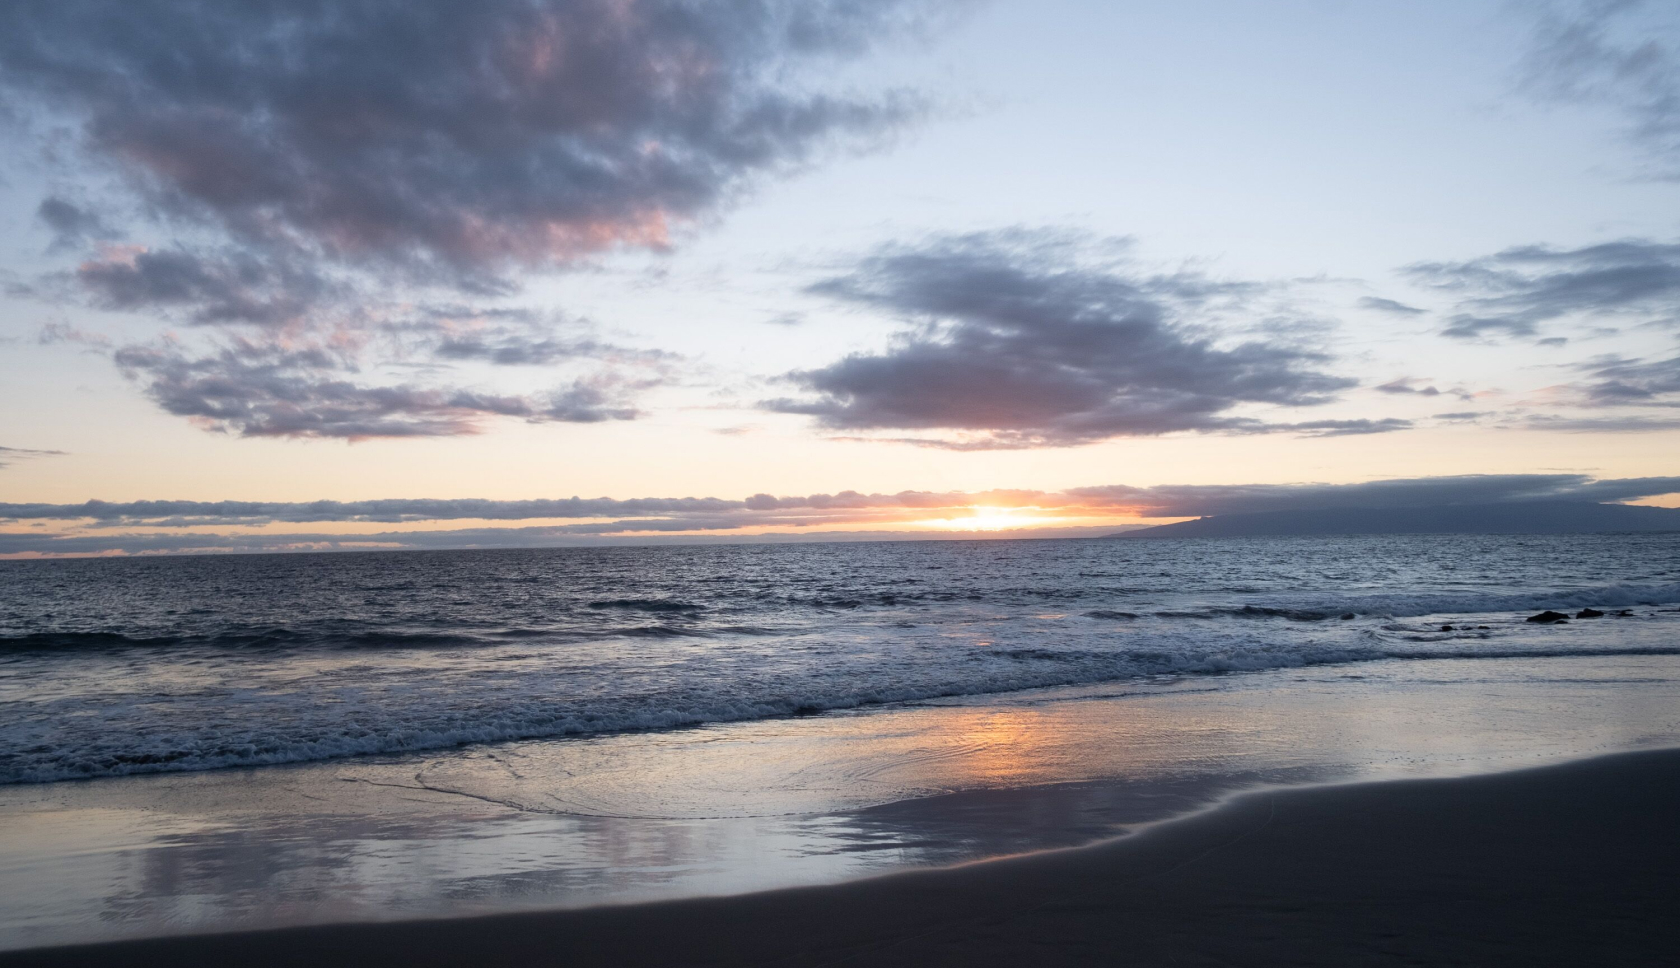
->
[6,474,1678,557]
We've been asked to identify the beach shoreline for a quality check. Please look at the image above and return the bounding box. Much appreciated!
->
[5,651,1678,953]
[6,745,1678,967]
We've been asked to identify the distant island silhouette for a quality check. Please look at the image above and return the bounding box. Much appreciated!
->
[1111,501,1680,538]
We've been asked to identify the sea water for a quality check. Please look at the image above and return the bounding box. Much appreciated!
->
[3,533,1680,948]
[3,533,1677,785]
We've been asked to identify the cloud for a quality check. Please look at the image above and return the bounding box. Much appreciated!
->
[0,446,65,469]
[765,229,1362,448]
[1407,239,1680,340]
[1519,0,1680,177]
[2,2,955,438]
[1375,377,1441,396]
[35,197,119,251]
[1523,413,1680,432]
[1265,418,1414,437]
[36,322,110,348]
[433,331,581,368]
[1573,352,1680,404]
[1358,296,1426,315]
[54,298,674,439]
[111,339,645,439]
[1373,377,1481,403]
[393,305,677,369]
[0,0,951,287]
[73,245,342,327]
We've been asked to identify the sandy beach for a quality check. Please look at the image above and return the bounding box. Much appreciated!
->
[6,746,1676,967]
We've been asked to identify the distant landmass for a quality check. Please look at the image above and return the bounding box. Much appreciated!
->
[1111,501,1680,538]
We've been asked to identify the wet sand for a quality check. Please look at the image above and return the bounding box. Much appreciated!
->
[6,746,1677,967]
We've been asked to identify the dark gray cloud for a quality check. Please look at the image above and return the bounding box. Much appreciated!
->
[74,246,342,327]
[1358,296,1426,315]
[766,230,1362,448]
[1265,418,1413,437]
[0,445,65,469]
[1407,239,1680,340]
[394,306,678,369]
[1523,413,1680,431]
[1373,377,1480,403]
[1375,378,1441,396]
[3,1,949,437]
[1573,352,1680,404]
[433,331,581,367]
[1520,0,1680,177]
[35,197,118,251]
[36,322,112,348]
[111,340,643,439]
[820,415,1412,449]
[0,0,949,286]
[57,302,674,439]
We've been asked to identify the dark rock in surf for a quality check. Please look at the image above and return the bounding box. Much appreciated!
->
[1526,611,1570,624]
[1340,613,1356,621]
[1440,625,1454,631]
[1575,608,1604,619]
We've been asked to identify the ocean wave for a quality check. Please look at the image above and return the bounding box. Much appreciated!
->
[0,626,700,651]
[6,537,1680,785]
[7,633,1679,785]
[586,598,705,613]
[1157,582,1680,622]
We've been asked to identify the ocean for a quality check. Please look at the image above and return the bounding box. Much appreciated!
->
[4,533,1679,785]
[5,532,1680,947]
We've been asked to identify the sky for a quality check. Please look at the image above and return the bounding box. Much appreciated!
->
[2,0,1680,556]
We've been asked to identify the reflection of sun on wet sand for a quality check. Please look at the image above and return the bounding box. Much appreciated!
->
[6,653,1680,954]
[11,748,1678,967]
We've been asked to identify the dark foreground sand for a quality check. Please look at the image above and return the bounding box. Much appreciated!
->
[7,748,1679,967]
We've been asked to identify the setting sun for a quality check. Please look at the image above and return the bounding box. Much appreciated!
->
[922,506,1049,531]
